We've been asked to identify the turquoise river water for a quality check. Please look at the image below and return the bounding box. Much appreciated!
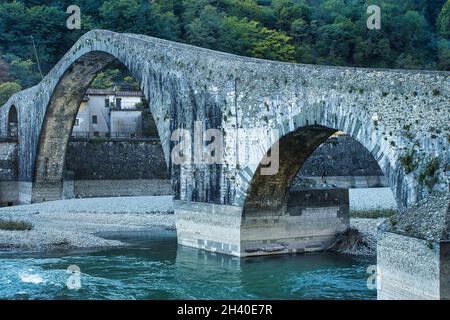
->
[0,229,376,300]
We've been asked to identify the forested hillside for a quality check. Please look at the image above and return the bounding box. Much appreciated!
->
[0,0,449,104]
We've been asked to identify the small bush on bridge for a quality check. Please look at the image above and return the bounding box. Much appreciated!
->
[419,157,440,190]
[400,149,418,174]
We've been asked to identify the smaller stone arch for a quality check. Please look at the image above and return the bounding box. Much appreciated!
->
[7,105,18,137]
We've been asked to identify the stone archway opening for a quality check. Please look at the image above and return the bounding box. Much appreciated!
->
[62,64,171,200]
[0,105,19,206]
[240,125,398,257]
[7,105,18,137]
[32,52,170,203]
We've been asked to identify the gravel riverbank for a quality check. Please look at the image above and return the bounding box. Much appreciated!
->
[0,196,382,255]
[0,196,175,252]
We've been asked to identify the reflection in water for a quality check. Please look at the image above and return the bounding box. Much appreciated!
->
[0,229,376,300]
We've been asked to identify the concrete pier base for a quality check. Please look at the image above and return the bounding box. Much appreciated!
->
[377,232,450,300]
[376,192,450,300]
[241,211,348,257]
[241,189,350,256]
[175,200,243,256]
[31,181,64,203]
[0,181,19,206]
[175,188,350,257]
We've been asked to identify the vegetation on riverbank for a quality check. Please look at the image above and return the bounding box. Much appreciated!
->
[0,219,33,231]
[350,209,396,219]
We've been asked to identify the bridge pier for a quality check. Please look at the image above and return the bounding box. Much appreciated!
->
[175,201,243,256]
[377,232,450,300]
[377,193,450,300]
[176,188,350,257]
[31,181,64,203]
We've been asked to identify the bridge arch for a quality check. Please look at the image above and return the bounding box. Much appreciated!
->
[31,46,174,202]
[239,104,415,214]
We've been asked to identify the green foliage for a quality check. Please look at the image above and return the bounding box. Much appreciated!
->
[0,0,448,92]
[350,209,397,219]
[419,157,440,190]
[249,27,296,62]
[90,69,122,89]
[0,81,22,106]
[2,54,41,88]
[400,148,418,174]
[0,219,33,231]
[90,67,140,90]
[437,39,450,70]
[389,216,397,227]
[219,16,260,56]
[437,0,450,38]
[99,0,153,34]
[99,0,180,39]
[89,136,109,144]
[123,76,140,90]
[185,5,222,49]
[0,58,8,83]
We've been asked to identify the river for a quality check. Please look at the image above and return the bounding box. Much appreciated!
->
[0,228,376,300]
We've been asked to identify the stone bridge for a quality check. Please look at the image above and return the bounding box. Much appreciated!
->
[0,30,449,299]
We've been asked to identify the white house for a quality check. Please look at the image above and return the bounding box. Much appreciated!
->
[72,89,144,138]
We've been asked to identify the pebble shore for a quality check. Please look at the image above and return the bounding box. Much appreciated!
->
[0,196,382,255]
[0,196,175,251]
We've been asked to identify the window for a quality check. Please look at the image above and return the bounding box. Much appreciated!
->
[92,115,98,124]
[75,119,79,126]
[116,98,122,110]
[105,98,110,108]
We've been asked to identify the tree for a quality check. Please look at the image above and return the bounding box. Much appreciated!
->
[0,1,83,73]
[123,76,140,90]
[437,0,450,38]
[353,37,393,69]
[0,58,8,83]
[99,0,156,34]
[250,28,296,62]
[0,0,448,87]
[186,5,222,48]
[315,16,357,65]
[290,18,309,42]
[152,11,181,41]
[272,0,311,29]
[437,39,450,70]
[2,54,41,88]
[0,82,22,106]
[218,16,260,56]
[90,69,122,89]
[218,0,276,28]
